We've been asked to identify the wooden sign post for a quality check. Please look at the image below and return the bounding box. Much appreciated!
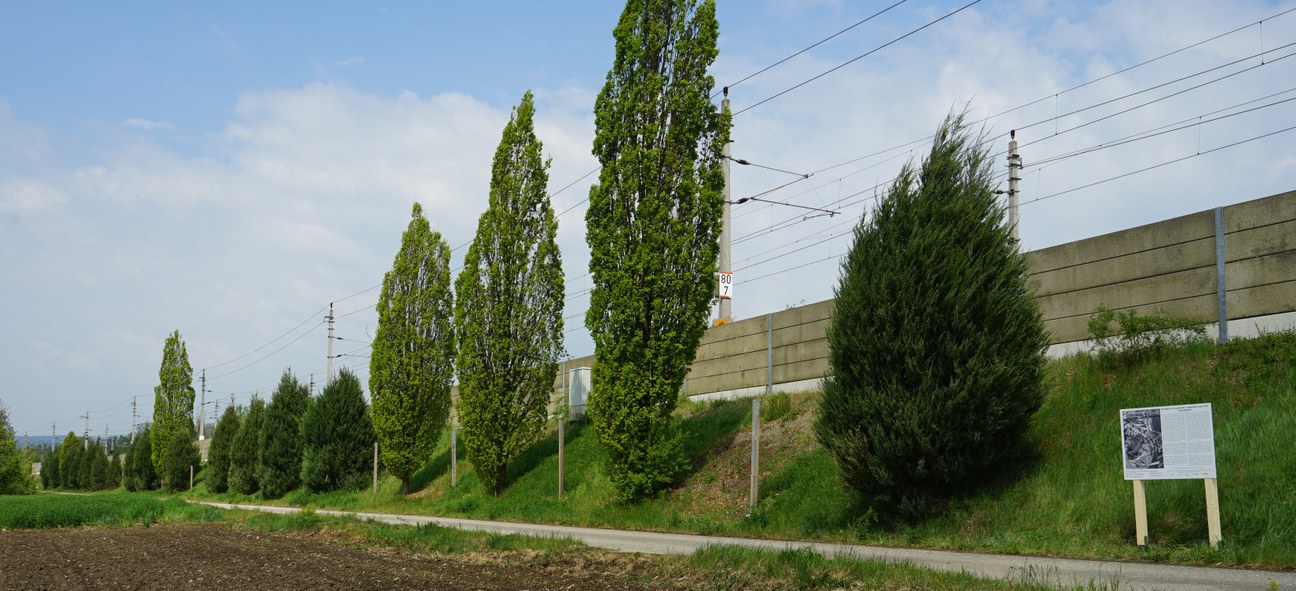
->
[1120,403,1221,549]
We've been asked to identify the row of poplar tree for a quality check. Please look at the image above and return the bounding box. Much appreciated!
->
[364,0,730,502]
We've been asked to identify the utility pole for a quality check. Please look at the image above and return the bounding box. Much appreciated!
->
[309,374,315,396]
[717,87,733,325]
[1008,129,1021,241]
[198,369,207,441]
[82,412,90,450]
[326,303,335,382]
[131,397,137,443]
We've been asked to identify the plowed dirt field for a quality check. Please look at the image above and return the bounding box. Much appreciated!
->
[0,523,688,590]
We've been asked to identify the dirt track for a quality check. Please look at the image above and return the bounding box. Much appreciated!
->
[0,523,685,590]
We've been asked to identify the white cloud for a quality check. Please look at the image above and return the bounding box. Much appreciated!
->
[121,118,174,131]
[0,178,67,214]
[334,57,364,67]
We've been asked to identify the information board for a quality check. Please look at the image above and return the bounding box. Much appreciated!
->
[1120,403,1216,480]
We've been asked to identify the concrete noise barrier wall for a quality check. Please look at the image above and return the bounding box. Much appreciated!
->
[551,189,1295,402]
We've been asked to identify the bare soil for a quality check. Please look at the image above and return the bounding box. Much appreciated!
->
[0,523,693,590]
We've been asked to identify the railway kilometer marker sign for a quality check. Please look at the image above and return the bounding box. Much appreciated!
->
[717,272,733,299]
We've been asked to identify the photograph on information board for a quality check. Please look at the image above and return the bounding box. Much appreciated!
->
[1120,403,1217,481]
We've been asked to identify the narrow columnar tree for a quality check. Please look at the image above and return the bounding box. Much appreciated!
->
[88,442,109,490]
[206,405,241,494]
[160,428,199,492]
[107,452,122,489]
[124,426,157,491]
[302,369,375,493]
[151,330,195,476]
[455,91,565,495]
[58,432,82,489]
[584,0,729,501]
[229,398,265,495]
[370,203,455,495]
[40,447,59,490]
[815,113,1049,519]
[259,370,312,499]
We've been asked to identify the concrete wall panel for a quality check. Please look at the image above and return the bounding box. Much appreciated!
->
[1029,237,1213,298]
[1027,210,1214,273]
[1229,281,1296,319]
[1035,267,1216,321]
[566,190,1296,396]
[773,357,830,384]
[1222,190,1296,234]
[1224,218,1296,261]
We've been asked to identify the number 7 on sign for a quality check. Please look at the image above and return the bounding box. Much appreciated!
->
[717,272,733,299]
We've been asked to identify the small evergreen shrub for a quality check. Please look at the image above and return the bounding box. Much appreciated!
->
[229,398,265,495]
[124,427,158,491]
[259,371,311,499]
[206,405,241,494]
[301,369,375,493]
[160,428,199,492]
[815,113,1049,520]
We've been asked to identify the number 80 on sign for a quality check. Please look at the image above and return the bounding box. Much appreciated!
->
[717,272,733,299]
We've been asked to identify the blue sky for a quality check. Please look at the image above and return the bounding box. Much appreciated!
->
[3,1,1295,439]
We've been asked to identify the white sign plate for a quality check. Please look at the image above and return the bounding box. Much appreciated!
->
[1120,403,1216,481]
[717,271,733,299]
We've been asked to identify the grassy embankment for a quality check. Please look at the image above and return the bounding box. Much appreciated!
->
[180,331,1295,567]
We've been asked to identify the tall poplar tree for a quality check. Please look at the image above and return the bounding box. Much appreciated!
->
[151,330,195,475]
[370,203,455,495]
[455,91,564,495]
[584,0,729,500]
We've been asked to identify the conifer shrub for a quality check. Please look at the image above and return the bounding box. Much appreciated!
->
[80,441,98,490]
[160,427,199,492]
[259,371,311,499]
[229,398,265,495]
[124,427,158,491]
[301,369,375,493]
[815,114,1048,520]
[61,440,83,489]
[108,452,122,489]
[40,447,58,489]
[206,405,241,494]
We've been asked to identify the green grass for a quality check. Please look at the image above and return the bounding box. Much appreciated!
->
[177,331,1296,568]
[676,546,1130,591]
[0,492,200,528]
